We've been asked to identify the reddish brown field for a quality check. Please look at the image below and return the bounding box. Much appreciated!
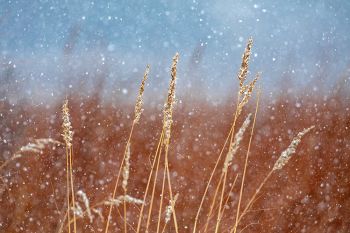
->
[0,83,349,232]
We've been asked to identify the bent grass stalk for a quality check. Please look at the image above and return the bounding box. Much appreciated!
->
[231,125,315,233]
[156,158,167,233]
[154,53,180,233]
[193,38,256,233]
[135,131,164,233]
[160,53,180,233]
[144,139,164,233]
[234,88,261,231]
[201,174,239,233]
[192,109,237,233]
[104,65,150,233]
[214,114,252,233]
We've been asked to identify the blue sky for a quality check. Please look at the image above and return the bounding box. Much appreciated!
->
[1,0,350,100]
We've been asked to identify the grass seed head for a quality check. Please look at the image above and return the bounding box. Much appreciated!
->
[223,113,252,173]
[238,37,253,88]
[122,142,131,192]
[134,65,150,124]
[273,126,315,170]
[61,99,73,148]
[163,53,179,146]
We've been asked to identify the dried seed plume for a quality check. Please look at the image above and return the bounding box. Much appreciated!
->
[223,114,252,173]
[122,142,131,192]
[105,195,144,206]
[163,53,179,146]
[77,190,93,223]
[238,37,253,88]
[273,126,315,170]
[165,193,179,224]
[134,65,150,124]
[62,99,73,148]
[16,138,61,158]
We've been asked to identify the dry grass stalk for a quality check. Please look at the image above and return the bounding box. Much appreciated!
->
[134,65,150,124]
[232,125,315,233]
[123,142,131,232]
[234,89,261,231]
[273,126,315,170]
[193,39,256,233]
[144,144,164,233]
[61,99,76,233]
[215,113,252,233]
[136,132,164,233]
[104,65,150,233]
[156,162,168,233]
[153,53,180,233]
[161,53,180,233]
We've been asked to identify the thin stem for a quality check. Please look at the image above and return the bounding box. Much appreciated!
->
[66,147,71,233]
[200,175,238,233]
[124,189,127,233]
[233,89,260,232]
[156,160,167,233]
[192,122,235,233]
[231,170,274,233]
[214,170,227,233]
[202,173,223,233]
[220,174,239,217]
[214,98,241,233]
[69,146,77,233]
[136,131,164,233]
[145,140,164,233]
[104,123,135,233]
[164,147,179,233]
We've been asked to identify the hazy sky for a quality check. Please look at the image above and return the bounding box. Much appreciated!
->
[1,0,350,100]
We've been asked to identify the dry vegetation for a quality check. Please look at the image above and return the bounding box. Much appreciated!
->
[0,39,349,233]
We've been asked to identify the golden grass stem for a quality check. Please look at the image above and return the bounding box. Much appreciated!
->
[232,125,314,233]
[123,190,127,233]
[62,99,74,233]
[66,146,71,233]
[105,65,150,233]
[202,172,223,233]
[214,169,228,233]
[145,141,164,233]
[231,169,273,233]
[233,89,261,231]
[136,131,164,233]
[156,159,167,233]
[215,113,252,232]
[69,146,77,233]
[192,122,235,233]
[201,174,238,233]
[164,147,179,233]
[104,122,135,233]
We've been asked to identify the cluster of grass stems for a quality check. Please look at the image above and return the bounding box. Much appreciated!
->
[0,38,315,233]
